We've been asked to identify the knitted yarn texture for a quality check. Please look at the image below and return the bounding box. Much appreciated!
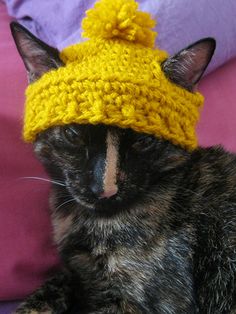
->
[24,0,204,150]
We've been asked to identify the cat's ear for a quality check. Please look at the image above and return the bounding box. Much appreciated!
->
[162,38,216,91]
[10,22,63,83]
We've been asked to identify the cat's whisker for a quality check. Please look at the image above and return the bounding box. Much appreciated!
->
[56,198,75,210]
[19,176,66,187]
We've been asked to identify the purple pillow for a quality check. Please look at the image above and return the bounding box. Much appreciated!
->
[3,0,236,73]
[0,301,20,314]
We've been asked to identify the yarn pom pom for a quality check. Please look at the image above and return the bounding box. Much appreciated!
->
[82,0,157,48]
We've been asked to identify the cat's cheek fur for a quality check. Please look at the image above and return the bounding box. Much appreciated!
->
[52,212,75,246]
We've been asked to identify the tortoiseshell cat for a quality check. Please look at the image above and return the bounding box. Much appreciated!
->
[11,23,236,314]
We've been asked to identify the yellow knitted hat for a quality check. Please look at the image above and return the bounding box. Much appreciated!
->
[24,0,204,150]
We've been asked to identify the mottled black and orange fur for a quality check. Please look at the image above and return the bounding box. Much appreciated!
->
[11,22,236,314]
[15,125,236,314]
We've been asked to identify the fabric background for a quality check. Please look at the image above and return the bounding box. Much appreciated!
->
[0,0,236,304]
[0,2,59,301]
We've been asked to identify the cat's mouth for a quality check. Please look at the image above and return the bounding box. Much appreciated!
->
[74,193,124,212]
[65,179,147,215]
[70,190,135,215]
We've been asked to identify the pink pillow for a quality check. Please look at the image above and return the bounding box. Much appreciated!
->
[0,3,59,300]
[1,1,236,301]
[198,58,236,152]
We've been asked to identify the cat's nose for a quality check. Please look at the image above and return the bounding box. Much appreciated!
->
[90,182,103,198]
[99,189,117,199]
[90,183,117,199]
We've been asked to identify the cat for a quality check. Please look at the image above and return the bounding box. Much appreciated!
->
[11,22,236,314]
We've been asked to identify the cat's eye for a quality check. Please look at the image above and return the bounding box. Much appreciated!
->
[62,126,83,146]
[132,140,143,152]
[132,136,156,152]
